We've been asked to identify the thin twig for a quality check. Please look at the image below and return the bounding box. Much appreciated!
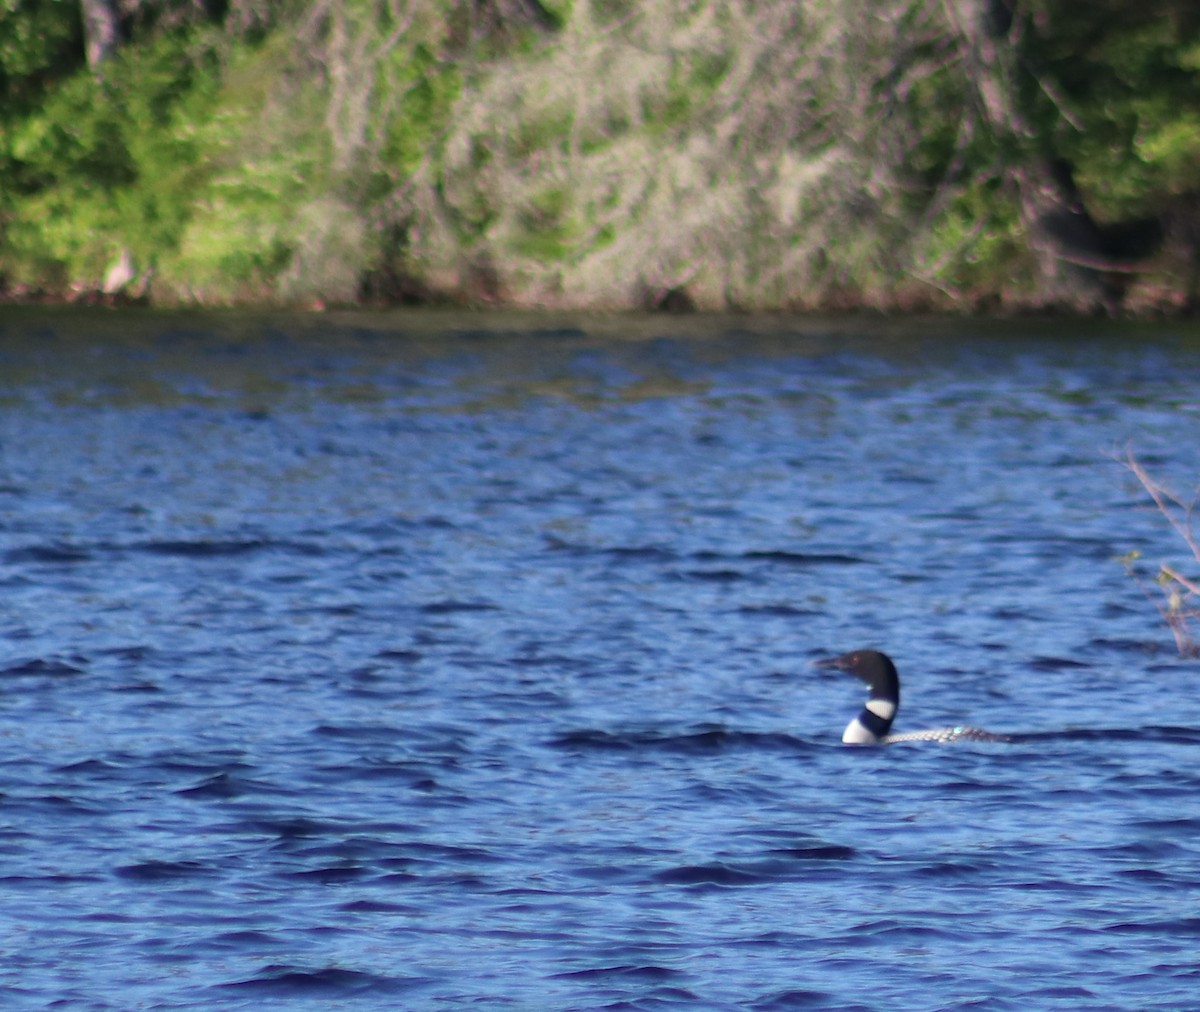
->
[1121,448,1200,557]
[1161,564,1200,598]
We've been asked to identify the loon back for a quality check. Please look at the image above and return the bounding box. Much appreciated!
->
[815,649,1007,745]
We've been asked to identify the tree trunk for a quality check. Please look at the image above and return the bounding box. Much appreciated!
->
[81,0,121,69]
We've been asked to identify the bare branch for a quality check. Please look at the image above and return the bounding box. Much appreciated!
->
[1162,564,1200,599]
[1121,447,1200,560]
[1117,445,1200,656]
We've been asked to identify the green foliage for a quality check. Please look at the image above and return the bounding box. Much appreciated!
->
[921,181,1024,293]
[514,185,580,261]
[591,0,635,29]
[2,27,223,288]
[641,51,730,135]
[0,0,83,109]
[154,36,328,302]
[377,43,461,194]
[1024,6,1200,218]
[1137,112,1200,191]
[0,0,468,301]
[507,106,573,159]
[1,0,1199,308]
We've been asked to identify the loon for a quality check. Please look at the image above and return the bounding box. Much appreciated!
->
[816,649,1008,745]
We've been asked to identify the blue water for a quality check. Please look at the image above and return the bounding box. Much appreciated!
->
[2,310,1199,1009]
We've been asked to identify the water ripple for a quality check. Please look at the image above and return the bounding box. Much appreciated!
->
[1,317,1199,1008]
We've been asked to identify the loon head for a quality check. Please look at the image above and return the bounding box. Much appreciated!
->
[815,649,900,745]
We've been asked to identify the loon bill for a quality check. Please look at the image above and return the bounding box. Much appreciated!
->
[815,649,1009,745]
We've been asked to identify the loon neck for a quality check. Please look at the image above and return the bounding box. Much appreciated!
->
[842,693,898,745]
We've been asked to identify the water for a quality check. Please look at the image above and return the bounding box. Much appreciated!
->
[1,309,1199,1009]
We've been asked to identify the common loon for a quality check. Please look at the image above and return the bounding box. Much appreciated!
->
[816,649,1008,745]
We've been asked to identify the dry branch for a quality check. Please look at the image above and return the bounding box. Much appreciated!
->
[1118,447,1200,657]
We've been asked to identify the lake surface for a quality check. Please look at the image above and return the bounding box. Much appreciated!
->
[1,308,1199,1009]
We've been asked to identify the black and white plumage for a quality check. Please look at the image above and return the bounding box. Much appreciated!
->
[816,649,1008,745]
